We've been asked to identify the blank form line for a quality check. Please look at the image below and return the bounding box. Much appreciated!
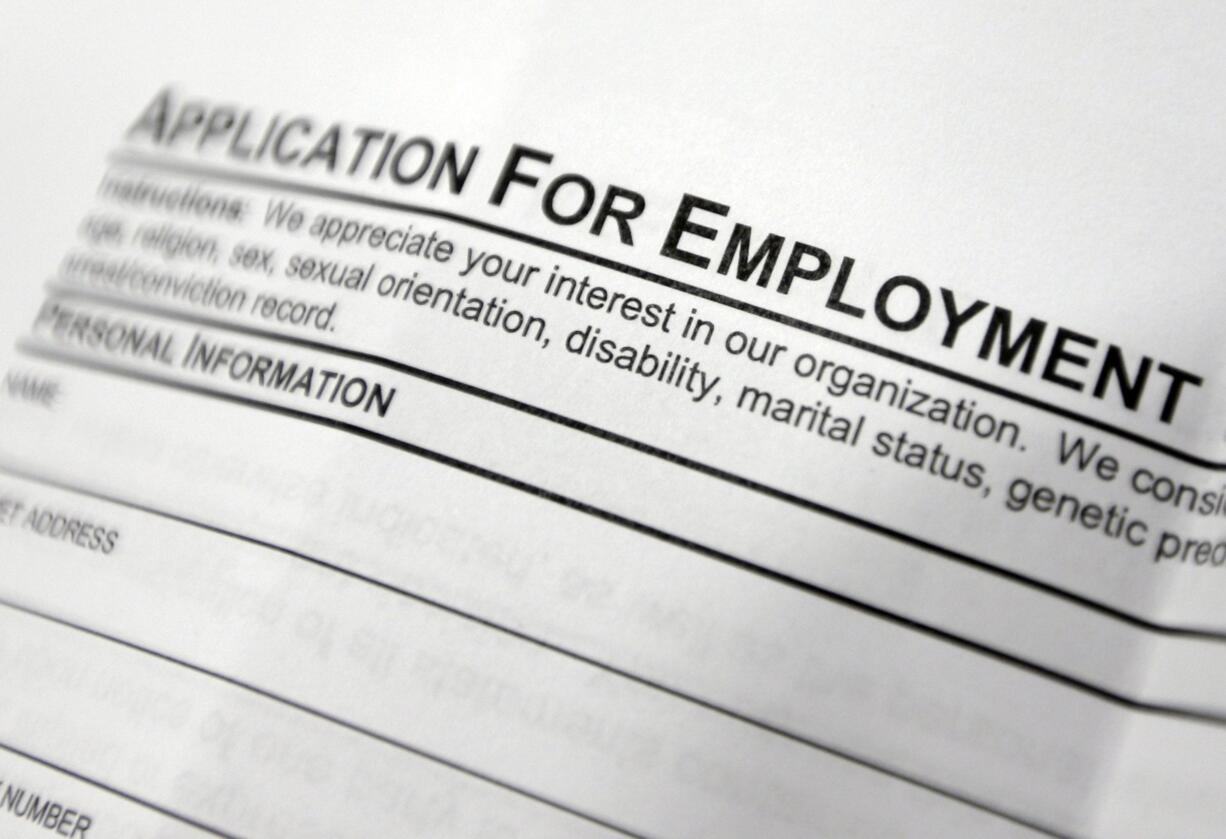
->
[16,341,1226,733]
[0,597,653,839]
[44,281,1226,643]
[0,462,1063,838]
[0,739,239,838]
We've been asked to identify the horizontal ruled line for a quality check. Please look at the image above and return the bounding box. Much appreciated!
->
[0,596,651,839]
[17,342,1226,735]
[0,738,238,838]
[44,282,1226,642]
[0,461,1062,837]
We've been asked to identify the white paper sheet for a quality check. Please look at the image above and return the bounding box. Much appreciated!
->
[2,3,1224,836]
